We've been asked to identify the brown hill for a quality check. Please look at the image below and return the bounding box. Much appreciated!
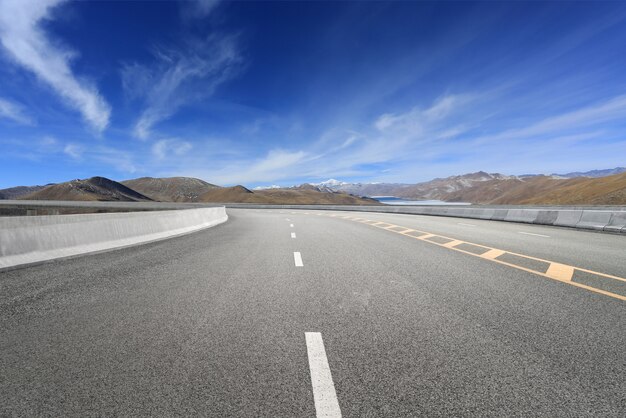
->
[440,176,560,204]
[258,188,381,205]
[122,177,219,202]
[198,186,380,205]
[396,172,626,205]
[517,172,626,205]
[0,184,52,199]
[395,172,517,201]
[21,177,152,202]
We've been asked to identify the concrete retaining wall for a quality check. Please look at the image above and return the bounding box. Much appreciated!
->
[0,207,227,270]
[223,204,626,234]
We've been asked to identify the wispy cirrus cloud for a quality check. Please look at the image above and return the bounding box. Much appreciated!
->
[0,97,33,125]
[374,94,474,136]
[182,0,221,19]
[0,0,111,131]
[471,94,626,145]
[164,90,626,185]
[152,138,193,161]
[63,143,83,159]
[123,34,242,140]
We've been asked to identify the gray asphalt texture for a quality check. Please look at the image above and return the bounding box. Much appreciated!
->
[1,209,625,417]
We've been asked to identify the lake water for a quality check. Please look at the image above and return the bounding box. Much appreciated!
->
[372,196,471,206]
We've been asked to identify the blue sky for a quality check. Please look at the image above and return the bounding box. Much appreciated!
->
[1,0,626,189]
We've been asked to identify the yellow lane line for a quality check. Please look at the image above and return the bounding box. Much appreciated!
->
[546,263,574,282]
[319,213,625,301]
[417,233,436,240]
[442,240,464,248]
[481,249,506,260]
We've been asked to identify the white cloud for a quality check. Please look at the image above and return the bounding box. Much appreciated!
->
[123,35,241,140]
[39,136,57,146]
[253,185,281,190]
[142,92,626,186]
[0,97,33,124]
[183,0,221,19]
[63,143,83,159]
[0,0,111,131]
[473,94,626,145]
[185,149,309,185]
[91,146,138,173]
[152,139,193,160]
[375,94,471,134]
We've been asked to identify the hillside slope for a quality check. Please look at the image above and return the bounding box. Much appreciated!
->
[198,185,380,205]
[398,172,626,205]
[0,185,51,200]
[517,172,626,205]
[122,177,219,202]
[22,177,153,202]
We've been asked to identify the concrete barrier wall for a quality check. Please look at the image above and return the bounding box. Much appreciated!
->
[0,207,227,270]
[223,204,626,234]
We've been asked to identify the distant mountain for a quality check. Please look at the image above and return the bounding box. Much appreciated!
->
[253,185,281,190]
[392,171,626,205]
[306,167,626,205]
[555,167,626,179]
[8,166,626,205]
[13,176,379,205]
[198,185,380,205]
[0,184,53,200]
[304,172,513,199]
[121,177,219,202]
[320,182,413,197]
[311,179,349,187]
[518,172,626,205]
[393,171,515,201]
[21,177,152,202]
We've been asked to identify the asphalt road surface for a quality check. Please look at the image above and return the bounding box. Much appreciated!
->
[1,209,625,417]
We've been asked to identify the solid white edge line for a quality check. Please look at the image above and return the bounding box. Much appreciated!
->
[518,231,550,238]
[457,222,476,227]
[294,251,303,267]
[291,232,296,238]
[305,332,342,418]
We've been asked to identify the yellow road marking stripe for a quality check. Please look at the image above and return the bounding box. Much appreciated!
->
[546,263,574,282]
[481,249,506,260]
[332,213,625,301]
[417,234,436,240]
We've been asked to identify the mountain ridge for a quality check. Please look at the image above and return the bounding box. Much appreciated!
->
[22,177,153,202]
[3,167,626,205]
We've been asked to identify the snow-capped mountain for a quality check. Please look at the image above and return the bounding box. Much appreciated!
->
[253,185,282,190]
[310,179,350,187]
[556,167,626,178]
[293,167,626,204]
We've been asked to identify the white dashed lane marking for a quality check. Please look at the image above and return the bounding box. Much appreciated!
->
[518,231,550,238]
[305,332,342,418]
[294,252,303,267]
[291,232,296,239]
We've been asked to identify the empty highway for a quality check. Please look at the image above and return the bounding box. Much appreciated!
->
[1,209,625,417]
